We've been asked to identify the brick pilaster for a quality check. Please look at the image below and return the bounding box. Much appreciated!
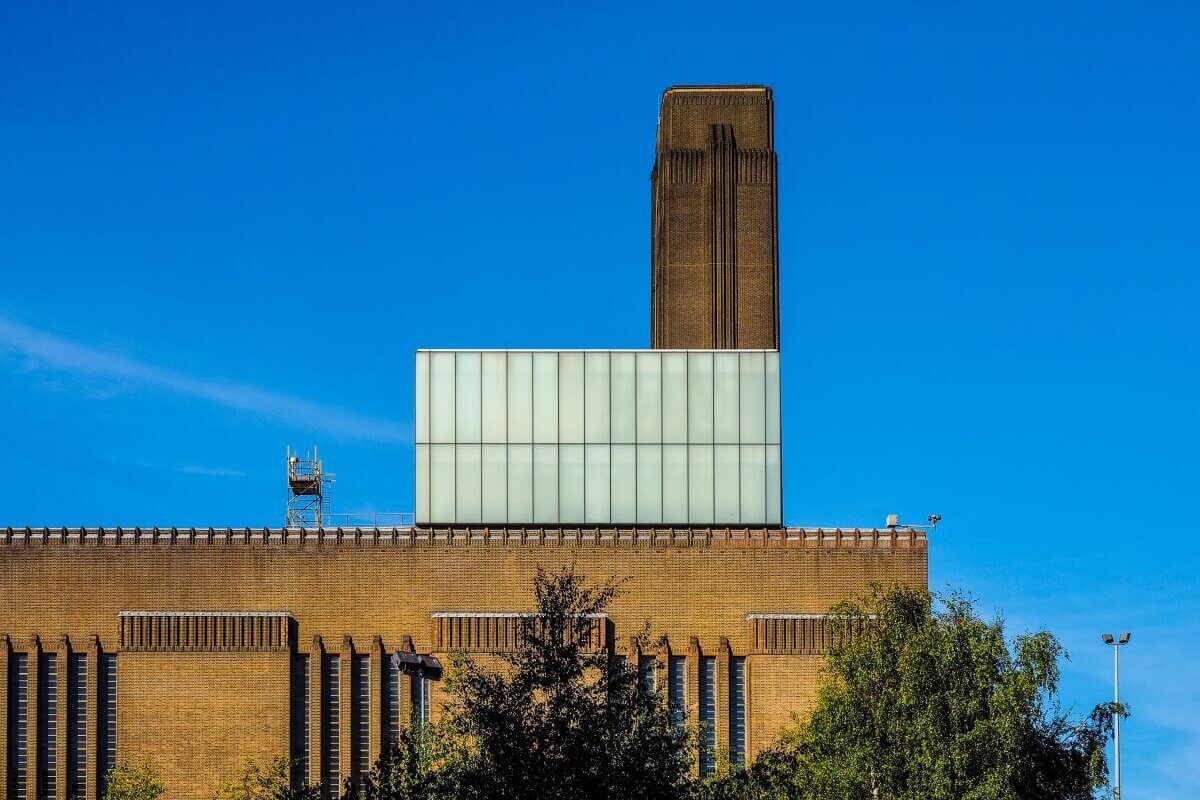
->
[370,636,383,765]
[307,636,323,788]
[85,636,98,800]
[687,636,701,778]
[55,637,68,800]
[26,635,41,800]
[716,637,731,773]
[339,636,352,788]
[656,638,669,701]
[397,637,413,730]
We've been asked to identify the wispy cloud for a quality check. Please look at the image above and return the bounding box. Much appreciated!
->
[0,316,410,444]
[104,454,249,479]
[177,463,248,478]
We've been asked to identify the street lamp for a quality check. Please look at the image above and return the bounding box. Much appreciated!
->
[1100,632,1131,799]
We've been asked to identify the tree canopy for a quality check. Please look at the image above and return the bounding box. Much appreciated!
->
[276,576,1122,800]
[711,586,1122,800]
[339,564,693,800]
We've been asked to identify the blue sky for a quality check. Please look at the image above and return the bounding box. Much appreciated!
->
[1,2,1197,796]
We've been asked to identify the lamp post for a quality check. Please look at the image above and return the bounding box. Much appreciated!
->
[1101,632,1131,799]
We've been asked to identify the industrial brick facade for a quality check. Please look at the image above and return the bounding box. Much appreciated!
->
[0,526,925,799]
[3,86,929,799]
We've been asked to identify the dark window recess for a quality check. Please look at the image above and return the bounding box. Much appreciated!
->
[606,654,627,711]
[383,656,400,749]
[69,654,88,800]
[290,656,309,787]
[729,656,746,766]
[8,653,28,800]
[321,655,340,799]
[38,653,57,800]
[668,655,687,727]
[352,655,370,781]
[410,675,429,727]
[637,655,657,697]
[698,656,716,777]
[97,655,117,797]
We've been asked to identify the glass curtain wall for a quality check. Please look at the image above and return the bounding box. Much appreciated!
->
[416,350,781,526]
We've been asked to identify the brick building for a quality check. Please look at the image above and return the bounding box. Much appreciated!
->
[0,86,927,800]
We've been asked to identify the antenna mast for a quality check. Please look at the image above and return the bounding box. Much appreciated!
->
[285,445,334,527]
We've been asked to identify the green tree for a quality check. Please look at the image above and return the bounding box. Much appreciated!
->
[214,757,290,800]
[345,723,467,800]
[439,564,694,800]
[102,763,165,800]
[709,585,1123,800]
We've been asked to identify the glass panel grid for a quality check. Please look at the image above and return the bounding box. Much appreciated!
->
[481,353,507,444]
[415,350,781,526]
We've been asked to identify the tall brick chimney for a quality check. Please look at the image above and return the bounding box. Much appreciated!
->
[650,86,780,350]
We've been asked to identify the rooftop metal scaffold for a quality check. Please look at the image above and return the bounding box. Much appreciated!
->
[285,445,334,527]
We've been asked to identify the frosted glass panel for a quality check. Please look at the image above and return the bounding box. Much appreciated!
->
[635,353,661,443]
[688,445,714,524]
[456,352,482,443]
[610,445,636,523]
[713,353,740,444]
[714,445,740,524]
[482,353,507,444]
[430,353,455,443]
[739,352,765,444]
[688,352,714,444]
[636,445,662,525]
[507,352,533,443]
[739,445,765,523]
[662,353,688,444]
[415,349,781,525]
[482,444,507,521]
[415,444,429,524]
[532,353,558,443]
[455,444,481,522]
[533,445,558,522]
[508,445,533,522]
[662,445,687,524]
[415,352,429,443]
[610,353,636,444]
[584,352,610,443]
[765,445,782,526]
[559,354,584,444]
[559,444,584,522]
[430,445,455,522]
[765,352,781,445]
[584,445,610,523]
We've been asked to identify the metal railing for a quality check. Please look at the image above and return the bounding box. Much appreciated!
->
[318,512,415,528]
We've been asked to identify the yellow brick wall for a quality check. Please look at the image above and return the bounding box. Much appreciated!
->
[746,655,823,757]
[119,652,290,800]
[0,530,925,798]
